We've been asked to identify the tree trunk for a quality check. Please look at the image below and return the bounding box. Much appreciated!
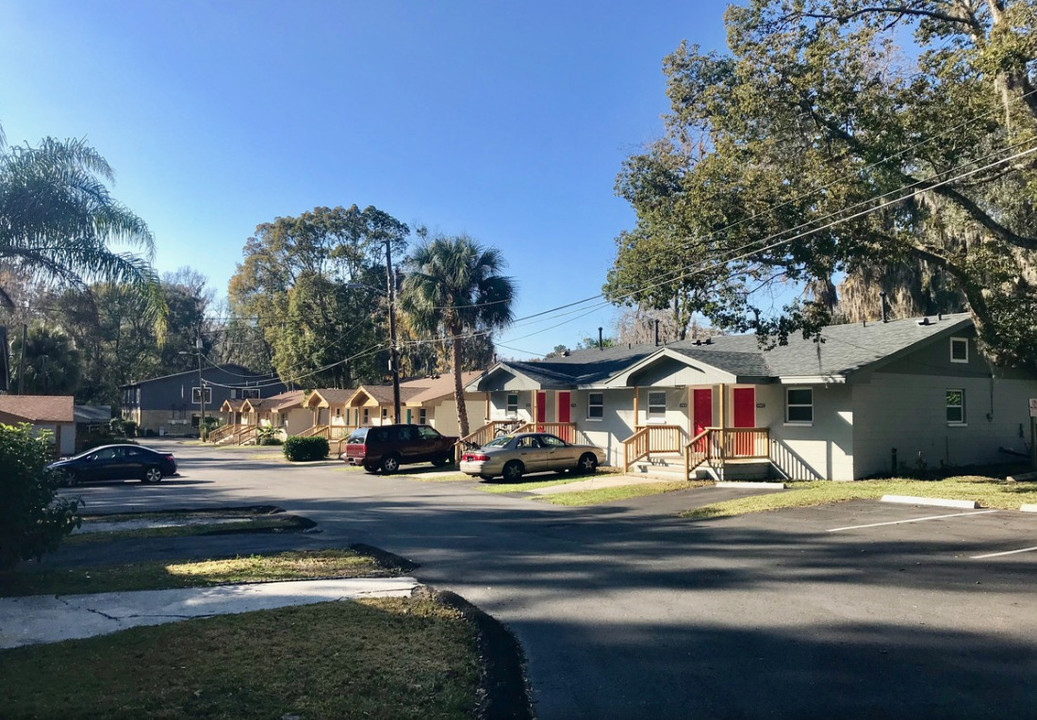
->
[451,322,469,438]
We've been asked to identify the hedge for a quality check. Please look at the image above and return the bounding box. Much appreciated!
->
[283,436,329,462]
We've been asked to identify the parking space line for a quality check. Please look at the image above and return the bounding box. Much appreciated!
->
[971,546,1037,560]
[827,509,998,532]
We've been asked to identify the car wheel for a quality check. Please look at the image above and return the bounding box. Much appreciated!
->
[62,470,79,486]
[502,460,524,482]
[380,455,401,474]
[576,453,598,474]
[142,466,163,483]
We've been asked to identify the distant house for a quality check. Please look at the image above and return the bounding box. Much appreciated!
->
[344,372,484,436]
[468,313,1037,480]
[0,394,76,455]
[121,364,288,436]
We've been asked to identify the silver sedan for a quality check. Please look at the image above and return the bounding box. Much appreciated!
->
[459,432,606,482]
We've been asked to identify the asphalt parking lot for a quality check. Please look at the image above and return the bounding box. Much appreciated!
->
[50,441,1037,719]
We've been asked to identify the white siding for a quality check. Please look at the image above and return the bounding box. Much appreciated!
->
[573,388,636,467]
[762,384,855,480]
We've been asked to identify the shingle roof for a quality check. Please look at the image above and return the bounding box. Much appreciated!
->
[405,371,482,404]
[306,388,356,407]
[480,313,975,387]
[0,395,75,423]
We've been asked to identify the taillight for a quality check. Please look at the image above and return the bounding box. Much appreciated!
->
[464,453,489,462]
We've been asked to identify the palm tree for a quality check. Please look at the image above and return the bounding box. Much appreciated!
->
[399,235,515,437]
[0,130,159,309]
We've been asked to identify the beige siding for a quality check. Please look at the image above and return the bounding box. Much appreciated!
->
[762,384,855,480]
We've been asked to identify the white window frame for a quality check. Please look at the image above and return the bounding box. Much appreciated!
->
[587,392,604,421]
[785,387,814,425]
[647,391,667,423]
[950,337,969,364]
[506,393,519,418]
[191,386,213,405]
[946,388,966,425]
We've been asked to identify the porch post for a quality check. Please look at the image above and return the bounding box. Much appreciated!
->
[484,392,490,424]
[633,387,639,428]
[718,383,726,461]
[687,386,693,437]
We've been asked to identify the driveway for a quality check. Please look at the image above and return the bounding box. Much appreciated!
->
[62,440,1037,719]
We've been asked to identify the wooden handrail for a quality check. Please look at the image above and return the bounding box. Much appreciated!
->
[683,427,770,477]
[623,427,651,471]
[458,419,525,449]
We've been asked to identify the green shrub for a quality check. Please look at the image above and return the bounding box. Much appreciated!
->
[0,424,81,570]
[122,420,138,438]
[283,436,329,462]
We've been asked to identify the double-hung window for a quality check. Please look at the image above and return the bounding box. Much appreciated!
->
[647,391,667,423]
[950,338,969,364]
[946,389,966,425]
[506,393,519,418]
[191,386,213,405]
[785,388,813,424]
[587,392,604,420]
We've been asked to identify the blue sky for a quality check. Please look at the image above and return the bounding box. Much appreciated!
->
[0,1,731,359]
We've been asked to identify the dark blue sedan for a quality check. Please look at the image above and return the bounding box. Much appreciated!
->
[48,444,178,485]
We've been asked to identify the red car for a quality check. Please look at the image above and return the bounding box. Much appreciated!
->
[343,424,458,474]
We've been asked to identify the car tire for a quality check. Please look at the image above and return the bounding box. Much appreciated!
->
[62,470,79,486]
[142,466,163,483]
[576,453,598,474]
[380,454,401,474]
[502,460,524,482]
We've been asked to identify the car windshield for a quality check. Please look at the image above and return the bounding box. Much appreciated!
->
[484,435,513,448]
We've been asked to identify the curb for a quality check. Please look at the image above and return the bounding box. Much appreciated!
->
[1007,471,1037,482]
[349,543,419,574]
[1020,504,1037,513]
[433,589,534,720]
[880,495,978,509]
[716,481,786,490]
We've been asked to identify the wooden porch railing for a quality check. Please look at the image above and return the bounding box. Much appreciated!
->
[623,424,685,470]
[234,425,259,445]
[685,427,770,477]
[527,421,578,443]
[299,424,330,439]
[458,419,525,449]
[208,424,238,444]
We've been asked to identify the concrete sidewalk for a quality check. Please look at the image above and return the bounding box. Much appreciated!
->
[0,577,419,649]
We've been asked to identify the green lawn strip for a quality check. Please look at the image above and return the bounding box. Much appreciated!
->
[0,597,479,719]
[66,514,312,542]
[680,476,1037,519]
[0,549,386,597]
[478,477,591,494]
[537,481,704,506]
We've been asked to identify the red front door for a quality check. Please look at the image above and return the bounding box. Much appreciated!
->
[692,389,713,453]
[536,391,546,431]
[693,389,712,435]
[557,391,571,441]
[732,387,756,456]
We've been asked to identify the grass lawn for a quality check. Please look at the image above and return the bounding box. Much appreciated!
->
[0,549,387,597]
[539,480,709,506]
[478,476,590,494]
[0,597,479,719]
[681,475,1037,519]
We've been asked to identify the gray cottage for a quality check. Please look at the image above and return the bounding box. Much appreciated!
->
[468,313,1037,480]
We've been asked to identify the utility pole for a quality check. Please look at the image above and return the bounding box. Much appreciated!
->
[385,239,402,424]
[196,336,206,439]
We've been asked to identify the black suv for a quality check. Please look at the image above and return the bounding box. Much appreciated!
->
[343,424,458,474]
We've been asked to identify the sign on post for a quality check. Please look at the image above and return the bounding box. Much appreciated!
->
[1030,398,1037,418]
